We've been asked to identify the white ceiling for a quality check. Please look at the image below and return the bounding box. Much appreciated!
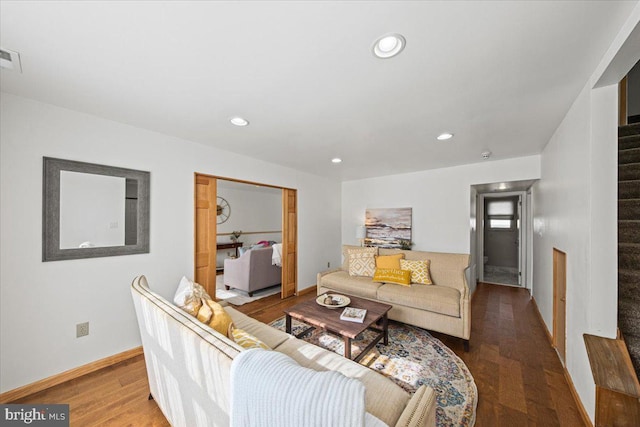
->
[1,1,637,181]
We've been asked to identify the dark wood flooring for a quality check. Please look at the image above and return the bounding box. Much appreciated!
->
[12,283,586,426]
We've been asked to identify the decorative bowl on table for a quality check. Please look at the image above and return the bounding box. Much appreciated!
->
[316,294,350,309]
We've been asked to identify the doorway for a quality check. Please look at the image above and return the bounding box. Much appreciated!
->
[553,248,567,363]
[478,192,525,287]
[194,173,297,300]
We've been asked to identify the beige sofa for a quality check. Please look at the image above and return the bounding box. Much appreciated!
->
[318,245,471,349]
[131,275,436,427]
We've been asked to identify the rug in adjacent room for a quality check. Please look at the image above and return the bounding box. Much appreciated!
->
[215,274,281,306]
[270,318,477,427]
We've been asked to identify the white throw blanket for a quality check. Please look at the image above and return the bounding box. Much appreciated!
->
[271,243,283,267]
[231,349,383,427]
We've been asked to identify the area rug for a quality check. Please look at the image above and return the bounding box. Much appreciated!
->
[215,275,281,306]
[270,317,477,427]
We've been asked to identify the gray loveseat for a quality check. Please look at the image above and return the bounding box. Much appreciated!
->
[223,246,281,296]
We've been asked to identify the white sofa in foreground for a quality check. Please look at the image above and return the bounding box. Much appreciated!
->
[131,275,436,427]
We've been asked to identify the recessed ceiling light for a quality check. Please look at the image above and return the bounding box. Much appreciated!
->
[437,132,454,141]
[372,33,406,59]
[331,158,342,164]
[230,117,249,127]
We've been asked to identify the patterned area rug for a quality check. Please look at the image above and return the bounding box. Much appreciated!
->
[270,317,477,427]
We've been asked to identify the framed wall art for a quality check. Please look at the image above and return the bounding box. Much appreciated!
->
[365,207,412,249]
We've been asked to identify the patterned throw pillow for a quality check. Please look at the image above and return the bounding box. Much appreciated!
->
[372,268,412,286]
[375,254,405,269]
[231,328,270,350]
[400,259,433,285]
[347,247,377,277]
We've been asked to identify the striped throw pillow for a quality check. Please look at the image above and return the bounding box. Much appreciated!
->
[231,328,270,350]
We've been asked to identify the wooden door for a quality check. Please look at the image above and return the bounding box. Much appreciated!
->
[281,189,297,298]
[620,76,628,126]
[195,175,217,297]
[553,248,567,362]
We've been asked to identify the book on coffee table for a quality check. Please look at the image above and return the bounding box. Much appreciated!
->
[340,307,367,323]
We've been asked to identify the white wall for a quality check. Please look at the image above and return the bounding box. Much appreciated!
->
[530,2,640,418]
[216,186,281,243]
[342,155,541,294]
[469,186,478,283]
[0,93,342,393]
[531,81,619,421]
[216,185,282,266]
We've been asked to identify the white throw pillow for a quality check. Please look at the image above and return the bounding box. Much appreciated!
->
[173,276,211,317]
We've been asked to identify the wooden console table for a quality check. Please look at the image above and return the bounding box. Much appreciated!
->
[216,242,243,257]
[215,242,243,274]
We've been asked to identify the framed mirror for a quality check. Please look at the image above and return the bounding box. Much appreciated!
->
[43,157,150,261]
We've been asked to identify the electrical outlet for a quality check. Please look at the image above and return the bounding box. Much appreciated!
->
[76,322,89,338]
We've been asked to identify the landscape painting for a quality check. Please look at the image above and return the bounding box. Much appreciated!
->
[365,207,412,248]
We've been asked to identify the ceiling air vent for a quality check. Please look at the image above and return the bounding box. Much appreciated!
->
[0,48,22,73]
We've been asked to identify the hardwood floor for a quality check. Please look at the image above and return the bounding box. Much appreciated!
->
[445,283,585,426]
[12,354,168,426]
[11,283,585,426]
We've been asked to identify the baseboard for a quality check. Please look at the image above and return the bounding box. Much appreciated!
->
[562,362,593,427]
[297,285,317,296]
[0,346,143,403]
[530,296,554,345]
[530,297,592,427]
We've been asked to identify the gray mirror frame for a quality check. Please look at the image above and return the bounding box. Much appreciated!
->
[43,157,150,261]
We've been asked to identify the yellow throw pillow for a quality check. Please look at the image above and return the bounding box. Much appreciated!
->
[231,328,271,350]
[196,298,213,323]
[375,254,405,269]
[400,259,433,285]
[199,299,233,337]
[347,247,377,277]
[372,268,411,286]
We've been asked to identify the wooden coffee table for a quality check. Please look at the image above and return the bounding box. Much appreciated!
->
[283,294,392,362]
